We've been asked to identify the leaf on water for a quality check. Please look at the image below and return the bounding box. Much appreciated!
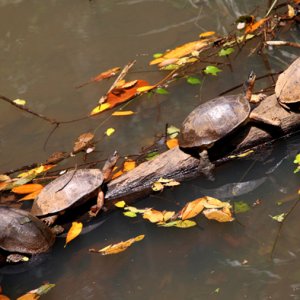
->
[12,184,44,194]
[115,200,126,208]
[223,34,254,47]
[153,53,163,58]
[186,76,202,85]
[143,209,175,223]
[234,201,251,214]
[155,87,169,95]
[17,283,55,300]
[166,138,179,149]
[294,153,300,173]
[218,47,234,56]
[204,65,222,76]
[159,220,197,228]
[160,64,179,70]
[18,165,55,178]
[167,125,180,138]
[124,206,147,214]
[245,18,268,34]
[112,110,135,116]
[180,198,205,220]
[64,222,83,247]
[228,150,254,159]
[203,208,234,222]
[158,58,179,67]
[123,211,137,218]
[73,132,95,153]
[13,99,26,106]
[90,103,111,115]
[270,213,286,223]
[152,181,164,191]
[0,174,11,182]
[89,235,145,255]
[202,196,232,209]
[105,128,115,136]
[199,31,215,38]
[136,85,155,93]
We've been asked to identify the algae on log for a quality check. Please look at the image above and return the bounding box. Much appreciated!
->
[105,93,300,205]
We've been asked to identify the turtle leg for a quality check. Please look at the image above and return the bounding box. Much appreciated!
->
[89,189,104,217]
[249,111,281,127]
[199,150,215,181]
[42,215,58,226]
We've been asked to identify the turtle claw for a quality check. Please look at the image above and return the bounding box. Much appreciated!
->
[199,150,215,181]
[42,215,58,226]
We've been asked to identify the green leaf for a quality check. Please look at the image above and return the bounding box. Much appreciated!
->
[155,87,169,95]
[115,201,126,208]
[218,47,234,57]
[294,154,300,164]
[167,125,180,138]
[145,151,159,160]
[234,201,250,214]
[203,65,222,76]
[123,211,137,218]
[124,206,147,214]
[161,64,179,70]
[159,220,197,228]
[153,53,163,58]
[270,213,286,223]
[186,76,202,85]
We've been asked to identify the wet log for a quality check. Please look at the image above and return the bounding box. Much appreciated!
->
[105,94,300,205]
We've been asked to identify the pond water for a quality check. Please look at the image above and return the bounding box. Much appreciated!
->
[0,0,300,299]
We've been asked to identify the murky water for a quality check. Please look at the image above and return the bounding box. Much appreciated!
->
[1,0,300,299]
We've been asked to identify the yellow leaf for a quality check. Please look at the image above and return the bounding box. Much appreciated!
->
[115,201,126,208]
[166,138,179,149]
[149,57,164,65]
[112,111,135,116]
[199,31,216,38]
[105,128,115,136]
[90,103,111,115]
[164,180,180,187]
[12,184,43,194]
[203,208,234,222]
[123,160,136,172]
[228,150,254,159]
[180,198,205,220]
[18,165,55,178]
[136,85,155,93]
[64,222,83,247]
[151,181,164,191]
[203,196,231,209]
[89,235,145,255]
[13,99,26,106]
[143,209,164,223]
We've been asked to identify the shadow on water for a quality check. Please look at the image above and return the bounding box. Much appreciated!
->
[0,0,300,299]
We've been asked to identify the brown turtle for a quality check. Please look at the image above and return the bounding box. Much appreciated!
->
[275,57,300,110]
[179,71,280,179]
[31,151,119,225]
[0,206,55,263]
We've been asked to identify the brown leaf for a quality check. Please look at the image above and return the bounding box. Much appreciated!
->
[73,132,95,153]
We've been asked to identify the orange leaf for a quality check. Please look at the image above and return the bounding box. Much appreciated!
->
[143,209,164,223]
[199,31,216,38]
[166,138,179,149]
[245,18,268,33]
[0,295,10,300]
[123,160,136,172]
[19,189,42,201]
[112,169,124,179]
[180,198,205,220]
[92,67,120,81]
[112,111,135,116]
[203,208,234,222]
[64,222,83,247]
[12,184,43,194]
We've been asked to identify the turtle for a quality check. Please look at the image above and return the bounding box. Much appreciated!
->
[275,57,300,110]
[0,206,55,263]
[31,151,119,225]
[178,71,280,179]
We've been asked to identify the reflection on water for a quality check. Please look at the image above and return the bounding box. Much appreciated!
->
[1,0,300,299]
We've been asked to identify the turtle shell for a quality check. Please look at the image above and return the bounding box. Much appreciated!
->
[31,169,103,217]
[0,207,55,254]
[179,94,250,149]
[275,57,300,105]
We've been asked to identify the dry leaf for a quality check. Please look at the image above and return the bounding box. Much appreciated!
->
[89,235,145,255]
[180,198,205,220]
[203,196,231,209]
[73,132,95,153]
[199,31,216,38]
[18,165,55,178]
[105,128,115,136]
[12,184,43,194]
[151,181,164,191]
[203,208,234,222]
[19,189,42,201]
[136,85,155,93]
[123,160,136,172]
[143,209,175,223]
[159,220,197,228]
[245,18,268,33]
[112,111,135,116]
[166,138,179,149]
[17,283,55,300]
[122,80,138,89]
[64,222,83,247]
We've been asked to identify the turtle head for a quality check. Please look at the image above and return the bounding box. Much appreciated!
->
[243,71,256,101]
[102,151,119,182]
